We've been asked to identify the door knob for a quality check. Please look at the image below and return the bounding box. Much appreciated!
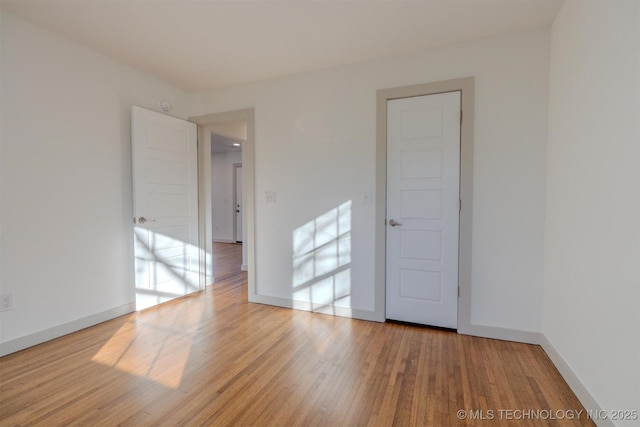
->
[137,216,156,224]
[388,219,402,227]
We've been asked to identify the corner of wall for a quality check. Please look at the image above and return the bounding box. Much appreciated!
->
[539,335,615,427]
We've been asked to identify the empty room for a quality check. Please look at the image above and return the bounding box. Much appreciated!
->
[0,1,638,426]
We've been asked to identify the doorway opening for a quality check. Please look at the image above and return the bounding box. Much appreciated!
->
[189,109,256,295]
[210,129,244,279]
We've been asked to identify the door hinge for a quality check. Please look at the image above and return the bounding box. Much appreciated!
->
[459,199,462,212]
[458,286,460,298]
[460,110,463,124]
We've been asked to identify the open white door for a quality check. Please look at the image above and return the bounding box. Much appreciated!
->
[386,92,460,328]
[132,106,199,311]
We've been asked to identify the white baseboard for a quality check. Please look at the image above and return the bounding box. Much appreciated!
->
[539,336,613,427]
[458,323,542,345]
[248,294,383,322]
[212,239,235,243]
[0,302,136,357]
[249,294,545,336]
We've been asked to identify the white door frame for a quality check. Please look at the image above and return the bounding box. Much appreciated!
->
[189,109,256,294]
[375,77,474,334]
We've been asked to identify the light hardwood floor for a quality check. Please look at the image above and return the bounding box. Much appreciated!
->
[0,243,593,426]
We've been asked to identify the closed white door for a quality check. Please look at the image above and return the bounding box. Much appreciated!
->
[234,164,243,243]
[386,92,460,328]
[132,106,199,311]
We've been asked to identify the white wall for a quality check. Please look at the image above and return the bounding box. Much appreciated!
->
[0,12,189,350]
[211,150,242,242]
[544,1,640,423]
[3,4,637,417]
[190,28,550,330]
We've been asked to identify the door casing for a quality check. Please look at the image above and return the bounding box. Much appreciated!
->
[375,77,474,334]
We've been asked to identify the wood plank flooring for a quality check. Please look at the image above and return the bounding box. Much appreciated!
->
[0,243,593,426]
[212,242,243,281]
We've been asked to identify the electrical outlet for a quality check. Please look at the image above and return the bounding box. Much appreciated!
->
[265,191,276,203]
[0,293,13,312]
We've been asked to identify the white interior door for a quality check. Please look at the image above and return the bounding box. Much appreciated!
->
[234,164,243,243]
[386,92,460,328]
[132,106,199,311]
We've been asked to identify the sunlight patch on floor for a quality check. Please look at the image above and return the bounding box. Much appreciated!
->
[91,301,204,388]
